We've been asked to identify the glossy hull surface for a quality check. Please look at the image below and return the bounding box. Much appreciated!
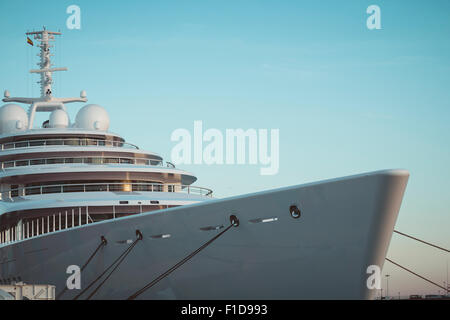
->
[0,170,409,300]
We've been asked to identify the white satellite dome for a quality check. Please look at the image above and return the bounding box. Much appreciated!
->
[49,109,69,128]
[75,104,110,131]
[0,104,29,134]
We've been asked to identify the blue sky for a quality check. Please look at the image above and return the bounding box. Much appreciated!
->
[0,0,449,296]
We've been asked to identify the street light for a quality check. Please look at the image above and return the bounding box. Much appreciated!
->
[385,275,390,299]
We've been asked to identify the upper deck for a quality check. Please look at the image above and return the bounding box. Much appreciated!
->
[0,128,163,163]
[0,129,138,150]
[0,27,212,213]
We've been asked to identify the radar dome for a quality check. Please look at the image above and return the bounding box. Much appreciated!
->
[75,104,110,131]
[0,104,29,134]
[49,109,69,128]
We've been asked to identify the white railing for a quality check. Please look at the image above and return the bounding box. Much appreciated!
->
[0,138,139,150]
[0,203,186,245]
[1,208,94,245]
[3,182,213,199]
[1,156,163,169]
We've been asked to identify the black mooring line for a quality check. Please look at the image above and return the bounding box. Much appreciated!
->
[386,258,447,291]
[127,215,239,300]
[73,231,142,300]
[394,230,449,253]
[56,236,107,300]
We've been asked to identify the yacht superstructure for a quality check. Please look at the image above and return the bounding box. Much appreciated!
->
[0,29,211,246]
[0,29,409,300]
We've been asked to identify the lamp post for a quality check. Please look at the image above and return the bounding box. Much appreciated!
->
[385,274,390,299]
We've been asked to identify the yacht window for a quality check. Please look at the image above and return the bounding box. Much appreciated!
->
[25,186,41,195]
[3,161,14,168]
[31,159,46,165]
[15,142,28,148]
[85,184,108,192]
[135,159,149,165]
[16,160,29,167]
[104,158,119,164]
[46,140,63,146]
[42,186,62,194]
[63,185,84,193]
[85,139,98,146]
[10,185,18,197]
[91,158,103,164]
[29,140,45,146]
[109,184,125,192]
[47,158,64,164]
[63,139,80,146]
[120,158,133,164]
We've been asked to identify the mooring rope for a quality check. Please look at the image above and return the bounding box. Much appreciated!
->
[86,231,142,300]
[56,236,107,300]
[73,231,142,300]
[394,230,449,253]
[387,230,449,293]
[127,215,240,300]
[386,258,447,291]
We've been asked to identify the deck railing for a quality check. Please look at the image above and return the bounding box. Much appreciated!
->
[0,208,94,245]
[2,182,213,199]
[0,138,139,150]
[1,156,163,169]
[0,206,150,245]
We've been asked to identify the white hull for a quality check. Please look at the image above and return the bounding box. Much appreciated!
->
[0,169,409,299]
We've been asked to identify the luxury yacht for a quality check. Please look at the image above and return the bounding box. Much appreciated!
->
[0,29,409,300]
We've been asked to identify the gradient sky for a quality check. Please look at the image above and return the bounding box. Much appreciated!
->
[0,0,449,297]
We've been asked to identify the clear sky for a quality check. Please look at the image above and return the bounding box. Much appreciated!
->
[0,0,449,297]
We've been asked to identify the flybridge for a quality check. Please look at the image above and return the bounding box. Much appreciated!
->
[2,28,87,130]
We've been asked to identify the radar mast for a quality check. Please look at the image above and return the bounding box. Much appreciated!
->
[2,28,88,129]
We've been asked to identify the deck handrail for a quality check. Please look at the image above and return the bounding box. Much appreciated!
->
[0,138,139,150]
[2,182,213,199]
[1,156,164,169]
[0,202,190,245]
